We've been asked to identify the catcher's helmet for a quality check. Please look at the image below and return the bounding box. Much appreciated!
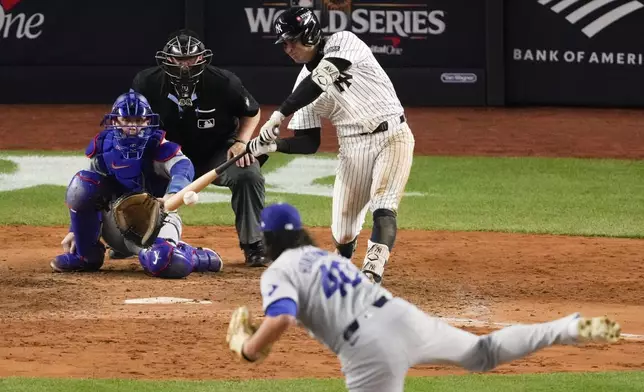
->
[274,7,322,46]
[102,92,160,160]
[155,29,213,103]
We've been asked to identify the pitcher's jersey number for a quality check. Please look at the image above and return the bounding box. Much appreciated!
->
[320,261,362,298]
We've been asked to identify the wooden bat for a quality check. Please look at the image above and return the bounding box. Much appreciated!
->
[163,151,247,211]
[163,128,280,211]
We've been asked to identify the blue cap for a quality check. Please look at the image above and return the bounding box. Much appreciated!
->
[260,202,302,232]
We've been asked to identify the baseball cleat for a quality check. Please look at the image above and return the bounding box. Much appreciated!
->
[242,241,270,267]
[577,316,621,343]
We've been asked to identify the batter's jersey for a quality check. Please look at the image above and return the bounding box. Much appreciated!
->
[260,245,393,354]
[287,31,404,137]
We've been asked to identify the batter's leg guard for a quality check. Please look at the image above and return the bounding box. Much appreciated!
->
[177,241,223,273]
[334,236,358,259]
[51,171,107,272]
[361,240,390,284]
[370,208,397,250]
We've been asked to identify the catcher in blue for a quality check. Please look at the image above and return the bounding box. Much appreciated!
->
[51,92,223,278]
[227,202,622,392]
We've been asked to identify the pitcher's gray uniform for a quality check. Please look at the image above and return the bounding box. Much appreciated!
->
[260,245,622,392]
[249,7,415,283]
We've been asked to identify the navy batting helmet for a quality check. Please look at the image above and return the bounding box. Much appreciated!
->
[274,7,322,47]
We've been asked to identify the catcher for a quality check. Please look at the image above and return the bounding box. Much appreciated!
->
[51,92,223,278]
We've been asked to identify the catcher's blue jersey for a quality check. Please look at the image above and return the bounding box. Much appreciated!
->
[85,129,193,197]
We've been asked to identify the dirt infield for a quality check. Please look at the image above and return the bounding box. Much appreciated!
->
[0,105,643,380]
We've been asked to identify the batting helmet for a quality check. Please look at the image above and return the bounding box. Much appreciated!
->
[274,7,322,47]
[155,29,213,102]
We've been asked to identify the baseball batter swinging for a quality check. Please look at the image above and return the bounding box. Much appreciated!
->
[247,7,415,283]
[227,202,622,392]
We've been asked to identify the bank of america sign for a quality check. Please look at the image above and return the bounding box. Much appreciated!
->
[537,0,644,37]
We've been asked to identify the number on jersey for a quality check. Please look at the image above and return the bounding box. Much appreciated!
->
[320,260,361,298]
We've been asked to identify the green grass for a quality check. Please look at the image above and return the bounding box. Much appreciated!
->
[0,158,17,174]
[0,152,643,237]
[2,372,643,391]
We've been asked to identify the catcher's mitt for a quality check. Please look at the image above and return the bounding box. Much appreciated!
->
[111,192,166,248]
[226,306,272,363]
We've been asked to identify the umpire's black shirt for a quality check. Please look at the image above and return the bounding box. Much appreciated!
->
[131,65,260,166]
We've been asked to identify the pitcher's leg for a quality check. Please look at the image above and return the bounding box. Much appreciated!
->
[362,125,415,282]
[331,150,374,260]
[412,308,619,372]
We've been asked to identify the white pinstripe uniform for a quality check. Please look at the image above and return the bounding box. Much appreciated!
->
[288,31,415,273]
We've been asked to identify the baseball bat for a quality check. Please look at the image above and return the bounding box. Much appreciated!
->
[163,128,280,211]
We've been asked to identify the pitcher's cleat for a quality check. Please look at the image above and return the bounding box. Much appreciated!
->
[577,316,621,343]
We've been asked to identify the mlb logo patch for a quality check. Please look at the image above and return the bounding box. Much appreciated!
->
[197,118,215,129]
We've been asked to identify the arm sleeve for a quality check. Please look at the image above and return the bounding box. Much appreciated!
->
[277,58,351,118]
[261,268,299,315]
[166,156,194,194]
[225,71,260,118]
[275,128,321,154]
[153,152,195,194]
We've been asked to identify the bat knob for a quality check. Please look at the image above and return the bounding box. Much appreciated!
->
[271,126,280,138]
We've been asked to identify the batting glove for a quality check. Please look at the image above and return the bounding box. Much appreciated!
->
[247,138,277,157]
[258,111,284,143]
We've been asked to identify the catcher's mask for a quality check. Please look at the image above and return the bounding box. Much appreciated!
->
[155,29,213,106]
[274,7,322,47]
[101,92,160,160]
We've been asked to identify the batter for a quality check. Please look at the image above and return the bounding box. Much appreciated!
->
[248,7,415,283]
[227,202,622,392]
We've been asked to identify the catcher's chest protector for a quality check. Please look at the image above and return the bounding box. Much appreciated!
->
[86,130,165,193]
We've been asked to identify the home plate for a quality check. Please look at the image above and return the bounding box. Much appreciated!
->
[124,297,212,305]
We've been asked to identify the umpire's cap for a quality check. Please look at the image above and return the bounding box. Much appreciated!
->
[274,7,322,46]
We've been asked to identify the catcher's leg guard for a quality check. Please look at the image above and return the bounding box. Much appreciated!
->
[177,241,223,273]
[138,239,223,278]
[53,171,107,272]
[138,238,190,279]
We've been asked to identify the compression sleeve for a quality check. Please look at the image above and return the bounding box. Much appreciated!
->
[278,58,352,117]
[275,128,321,154]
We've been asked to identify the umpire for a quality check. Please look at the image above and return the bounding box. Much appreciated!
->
[130,29,268,267]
